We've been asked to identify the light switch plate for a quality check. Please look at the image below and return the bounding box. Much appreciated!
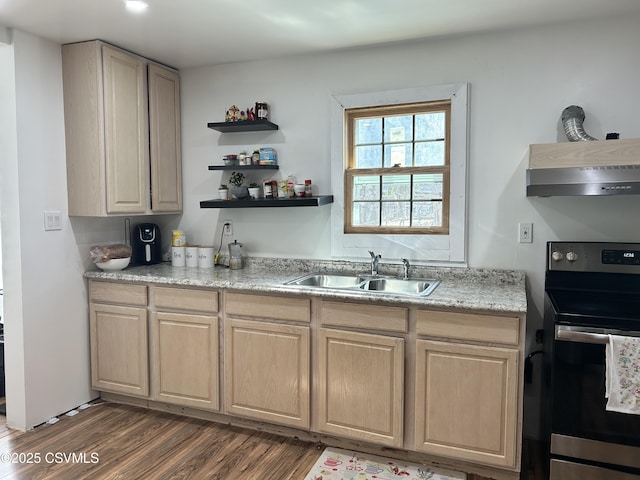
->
[44,211,62,231]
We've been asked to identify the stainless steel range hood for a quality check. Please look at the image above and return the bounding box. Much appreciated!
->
[526,139,640,197]
[526,164,640,197]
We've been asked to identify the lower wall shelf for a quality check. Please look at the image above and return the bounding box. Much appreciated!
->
[200,195,334,208]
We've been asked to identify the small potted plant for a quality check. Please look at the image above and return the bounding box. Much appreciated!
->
[229,171,248,199]
[248,182,261,199]
[218,183,229,200]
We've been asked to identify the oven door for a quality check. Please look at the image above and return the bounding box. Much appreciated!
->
[552,325,640,479]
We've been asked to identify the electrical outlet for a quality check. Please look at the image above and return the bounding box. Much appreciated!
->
[518,222,533,243]
[223,220,233,236]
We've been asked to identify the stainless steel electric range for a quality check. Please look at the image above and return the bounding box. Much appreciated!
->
[543,242,640,480]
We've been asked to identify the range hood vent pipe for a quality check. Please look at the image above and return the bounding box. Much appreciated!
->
[561,105,598,142]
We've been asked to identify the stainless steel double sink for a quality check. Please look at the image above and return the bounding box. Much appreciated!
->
[284,273,439,297]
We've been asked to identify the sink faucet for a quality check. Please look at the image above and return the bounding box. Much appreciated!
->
[368,250,382,276]
[402,258,410,280]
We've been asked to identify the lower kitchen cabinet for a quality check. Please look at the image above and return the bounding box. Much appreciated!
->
[89,280,149,397]
[151,312,219,410]
[86,279,524,479]
[89,302,149,397]
[225,318,310,429]
[414,339,518,468]
[317,327,405,447]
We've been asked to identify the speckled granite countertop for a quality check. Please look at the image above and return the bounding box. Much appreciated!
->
[85,258,527,314]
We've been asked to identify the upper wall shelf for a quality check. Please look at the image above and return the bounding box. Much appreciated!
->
[207,120,279,133]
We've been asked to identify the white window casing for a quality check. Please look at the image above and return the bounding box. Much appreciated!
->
[330,83,469,265]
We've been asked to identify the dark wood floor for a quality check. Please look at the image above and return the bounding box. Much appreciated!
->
[0,402,544,480]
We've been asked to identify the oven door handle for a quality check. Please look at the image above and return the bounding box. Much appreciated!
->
[555,325,640,344]
[556,325,609,345]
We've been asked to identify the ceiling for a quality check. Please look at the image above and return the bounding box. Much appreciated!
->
[2,0,640,69]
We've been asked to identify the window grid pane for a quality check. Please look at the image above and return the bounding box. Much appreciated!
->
[353,175,381,201]
[355,145,383,168]
[415,112,445,141]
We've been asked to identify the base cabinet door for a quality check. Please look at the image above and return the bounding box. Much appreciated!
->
[318,328,404,447]
[225,318,310,428]
[414,339,518,468]
[89,303,149,397]
[151,312,219,410]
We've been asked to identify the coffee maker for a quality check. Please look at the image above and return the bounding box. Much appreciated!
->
[131,223,162,265]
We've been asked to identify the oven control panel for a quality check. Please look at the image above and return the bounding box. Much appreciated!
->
[602,249,640,265]
[548,242,640,273]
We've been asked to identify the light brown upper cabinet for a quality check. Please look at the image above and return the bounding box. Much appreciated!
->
[62,40,182,216]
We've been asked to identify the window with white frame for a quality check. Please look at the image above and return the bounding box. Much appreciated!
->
[330,83,468,264]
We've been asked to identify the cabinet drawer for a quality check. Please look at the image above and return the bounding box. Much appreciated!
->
[416,310,519,345]
[320,300,408,333]
[153,286,218,313]
[89,280,147,306]
[225,292,310,323]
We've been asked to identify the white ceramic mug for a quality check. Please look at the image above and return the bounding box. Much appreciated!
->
[171,246,185,267]
[198,246,215,268]
[185,245,199,267]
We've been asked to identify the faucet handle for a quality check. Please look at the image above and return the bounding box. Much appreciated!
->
[369,250,381,259]
[401,258,410,279]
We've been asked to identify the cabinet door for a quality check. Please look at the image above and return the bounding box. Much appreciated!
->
[62,41,106,216]
[148,63,182,213]
[102,45,148,214]
[151,312,219,410]
[414,339,518,468]
[318,328,404,447]
[89,302,148,397]
[225,318,310,428]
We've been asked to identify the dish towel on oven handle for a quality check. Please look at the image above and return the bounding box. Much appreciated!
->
[606,334,640,414]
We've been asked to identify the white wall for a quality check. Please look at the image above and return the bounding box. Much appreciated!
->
[179,14,640,438]
[0,30,122,430]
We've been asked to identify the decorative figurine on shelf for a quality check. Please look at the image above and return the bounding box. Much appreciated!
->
[246,107,256,121]
[239,109,247,121]
[225,104,240,122]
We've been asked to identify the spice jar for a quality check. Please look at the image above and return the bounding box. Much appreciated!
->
[251,149,260,165]
[256,102,268,120]
[305,179,312,197]
[286,173,296,197]
[263,180,273,198]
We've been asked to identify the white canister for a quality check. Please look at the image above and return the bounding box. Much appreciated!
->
[198,246,215,268]
[171,246,185,267]
[185,246,199,267]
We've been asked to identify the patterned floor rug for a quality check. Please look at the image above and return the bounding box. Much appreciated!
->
[304,447,467,480]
